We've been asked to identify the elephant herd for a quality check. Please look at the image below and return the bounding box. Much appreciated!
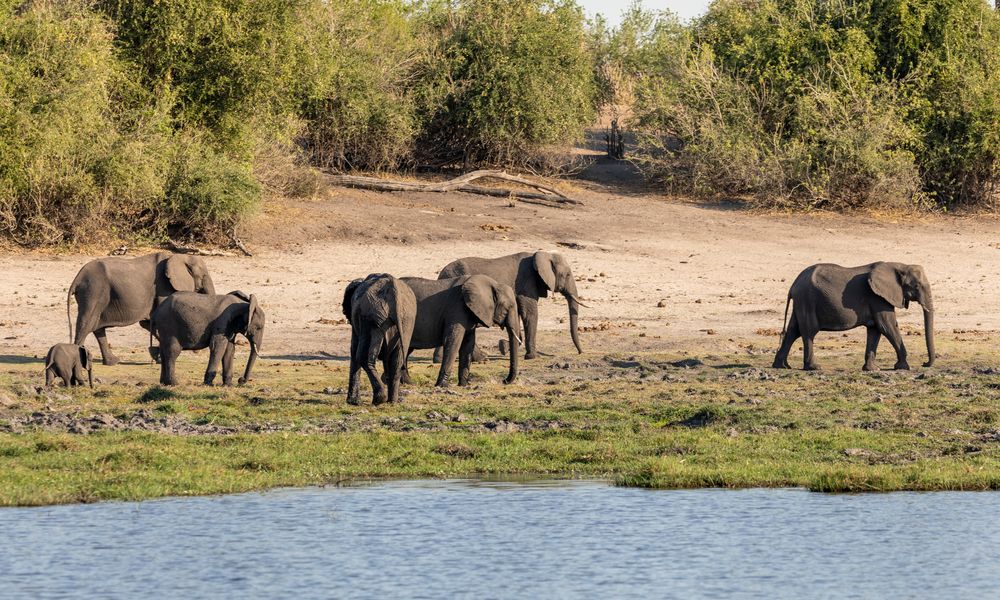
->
[44,250,937,407]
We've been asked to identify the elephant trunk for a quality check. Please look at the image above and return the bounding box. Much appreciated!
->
[241,341,258,384]
[201,274,217,295]
[563,280,583,354]
[504,313,521,384]
[87,362,93,388]
[923,308,935,368]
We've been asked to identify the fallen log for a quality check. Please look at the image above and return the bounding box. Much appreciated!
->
[165,240,234,257]
[323,169,581,206]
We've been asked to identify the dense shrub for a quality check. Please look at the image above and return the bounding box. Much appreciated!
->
[418,0,597,167]
[625,0,1000,209]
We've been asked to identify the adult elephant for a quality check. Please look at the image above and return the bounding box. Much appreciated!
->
[401,274,521,387]
[67,252,216,365]
[342,274,416,406]
[437,251,585,359]
[772,262,935,371]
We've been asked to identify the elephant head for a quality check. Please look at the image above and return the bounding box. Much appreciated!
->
[533,251,585,354]
[462,275,522,384]
[79,345,93,388]
[869,262,935,367]
[166,255,216,295]
[233,294,265,384]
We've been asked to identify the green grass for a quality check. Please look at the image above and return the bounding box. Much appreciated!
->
[3,330,1000,505]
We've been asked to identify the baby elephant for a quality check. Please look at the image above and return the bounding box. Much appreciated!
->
[773,262,934,371]
[151,291,265,386]
[45,343,93,387]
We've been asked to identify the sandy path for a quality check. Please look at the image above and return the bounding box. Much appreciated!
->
[2,173,999,363]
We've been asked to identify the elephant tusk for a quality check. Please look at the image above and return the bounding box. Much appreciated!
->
[512,331,523,347]
[568,294,591,309]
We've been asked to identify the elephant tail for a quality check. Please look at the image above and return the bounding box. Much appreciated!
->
[779,294,792,342]
[66,268,85,343]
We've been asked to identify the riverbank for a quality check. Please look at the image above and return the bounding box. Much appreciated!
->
[3,329,999,505]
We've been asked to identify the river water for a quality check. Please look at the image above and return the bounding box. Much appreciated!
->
[2,479,998,598]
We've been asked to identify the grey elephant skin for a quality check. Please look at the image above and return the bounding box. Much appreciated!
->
[150,291,264,386]
[773,262,935,371]
[401,274,521,387]
[342,274,416,406]
[45,343,93,387]
[67,252,216,366]
[438,251,584,359]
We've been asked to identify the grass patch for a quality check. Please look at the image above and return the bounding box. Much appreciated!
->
[1,333,1000,505]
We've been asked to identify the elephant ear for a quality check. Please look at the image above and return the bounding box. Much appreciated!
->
[462,275,496,327]
[247,294,259,335]
[78,346,90,370]
[165,255,196,292]
[533,251,556,291]
[869,263,906,309]
[342,280,362,319]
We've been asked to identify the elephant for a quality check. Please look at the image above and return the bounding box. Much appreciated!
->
[772,262,935,371]
[150,291,264,386]
[67,252,216,366]
[44,343,93,387]
[437,251,586,360]
[401,274,521,387]
[342,274,416,406]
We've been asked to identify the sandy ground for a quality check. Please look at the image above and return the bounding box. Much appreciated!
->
[3,149,1000,366]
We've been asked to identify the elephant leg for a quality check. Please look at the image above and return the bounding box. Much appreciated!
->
[45,368,54,387]
[159,339,181,386]
[802,331,820,371]
[863,326,881,371]
[400,349,413,385]
[385,345,405,404]
[436,324,465,387]
[140,320,161,363]
[772,317,801,369]
[432,346,442,364]
[347,330,362,406]
[876,311,909,370]
[203,335,228,385]
[221,341,236,385]
[520,296,539,359]
[361,328,387,405]
[458,329,476,386]
[93,328,120,367]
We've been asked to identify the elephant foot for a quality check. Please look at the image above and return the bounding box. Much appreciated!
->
[103,355,121,367]
[524,352,538,360]
[772,357,790,369]
[922,361,934,368]
[372,393,388,406]
[803,364,821,371]
[238,377,251,385]
[862,363,879,372]
[894,361,910,371]
[346,396,361,406]
[503,376,517,385]
[400,373,412,385]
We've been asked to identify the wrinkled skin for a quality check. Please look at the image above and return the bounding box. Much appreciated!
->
[438,251,583,360]
[67,252,215,366]
[773,262,935,371]
[342,274,416,406]
[401,274,521,387]
[45,343,93,388]
[150,291,264,386]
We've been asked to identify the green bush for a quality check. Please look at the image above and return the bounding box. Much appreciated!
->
[418,0,597,167]
[625,0,1000,209]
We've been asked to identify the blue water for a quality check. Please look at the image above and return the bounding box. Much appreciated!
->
[2,480,999,599]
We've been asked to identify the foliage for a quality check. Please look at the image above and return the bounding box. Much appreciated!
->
[418,0,597,167]
[624,0,1000,209]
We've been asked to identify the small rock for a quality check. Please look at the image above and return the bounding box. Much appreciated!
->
[656,300,667,308]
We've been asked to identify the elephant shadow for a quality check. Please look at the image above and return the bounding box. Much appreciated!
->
[0,354,43,365]
[268,353,349,362]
